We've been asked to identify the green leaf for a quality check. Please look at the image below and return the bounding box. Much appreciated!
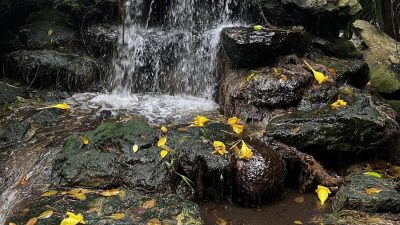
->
[254,25,263,31]
[16,96,25,103]
[364,171,382,178]
[132,144,139,153]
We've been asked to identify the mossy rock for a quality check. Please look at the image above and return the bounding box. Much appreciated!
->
[370,64,400,94]
[6,190,203,225]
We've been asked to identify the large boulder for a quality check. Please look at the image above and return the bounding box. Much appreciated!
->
[353,20,400,96]
[220,26,310,68]
[6,190,203,225]
[6,50,101,91]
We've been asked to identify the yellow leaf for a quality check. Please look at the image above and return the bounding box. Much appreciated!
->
[294,196,304,203]
[71,192,87,201]
[108,213,125,220]
[364,171,382,178]
[216,218,227,225]
[37,210,53,219]
[227,117,239,126]
[48,28,54,36]
[212,141,228,155]
[160,150,169,159]
[331,99,347,110]
[148,218,161,225]
[239,141,253,160]
[254,25,263,31]
[143,199,156,209]
[60,212,85,225]
[315,185,331,205]
[193,116,209,127]
[303,60,329,85]
[118,190,126,199]
[157,137,167,147]
[246,71,255,82]
[273,67,281,76]
[366,188,382,195]
[132,144,139,153]
[99,189,120,197]
[231,123,244,134]
[37,103,70,111]
[161,126,168,133]
[80,136,89,145]
[26,217,38,225]
[294,220,303,225]
[41,190,57,197]
[9,223,17,225]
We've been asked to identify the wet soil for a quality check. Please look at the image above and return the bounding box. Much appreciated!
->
[200,190,328,225]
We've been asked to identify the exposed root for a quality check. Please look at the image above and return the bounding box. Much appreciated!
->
[269,141,341,191]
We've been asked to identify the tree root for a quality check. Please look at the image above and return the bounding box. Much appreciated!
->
[269,141,342,191]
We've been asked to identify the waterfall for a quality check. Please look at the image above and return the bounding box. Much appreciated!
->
[111,0,249,97]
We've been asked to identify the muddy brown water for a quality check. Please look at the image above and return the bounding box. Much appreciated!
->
[200,190,328,225]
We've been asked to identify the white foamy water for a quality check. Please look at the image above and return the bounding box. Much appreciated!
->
[68,93,219,124]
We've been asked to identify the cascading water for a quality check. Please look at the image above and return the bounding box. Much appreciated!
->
[111,0,249,97]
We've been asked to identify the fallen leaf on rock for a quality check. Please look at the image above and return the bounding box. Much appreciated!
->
[99,189,120,197]
[178,127,188,132]
[216,218,227,225]
[80,136,89,145]
[157,137,167,147]
[37,103,70,111]
[239,141,253,160]
[108,213,125,220]
[315,185,331,205]
[331,99,347,110]
[227,117,244,134]
[291,127,301,134]
[148,218,161,225]
[161,126,168,133]
[254,25,263,31]
[37,210,53,219]
[160,150,169,159]
[366,188,382,195]
[9,223,16,225]
[294,220,303,224]
[212,141,228,155]
[193,116,209,127]
[41,190,57,197]
[60,212,85,225]
[26,217,38,225]
[71,192,86,201]
[364,171,382,178]
[19,176,28,187]
[294,196,304,203]
[273,67,281,76]
[303,60,328,85]
[143,199,156,209]
[132,144,139,153]
[246,71,255,81]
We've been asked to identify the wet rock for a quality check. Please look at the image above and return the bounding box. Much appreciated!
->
[221,26,310,68]
[353,20,400,95]
[312,210,400,225]
[297,83,338,112]
[332,173,400,213]
[6,190,203,225]
[265,88,400,157]
[0,120,30,147]
[83,23,118,60]
[310,37,363,59]
[0,83,20,105]
[235,143,286,206]
[31,109,62,127]
[6,50,101,91]
[18,10,79,53]
[258,0,362,37]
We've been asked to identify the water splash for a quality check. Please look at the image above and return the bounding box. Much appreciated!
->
[111,0,248,97]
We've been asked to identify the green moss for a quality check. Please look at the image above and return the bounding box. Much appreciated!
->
[370,64,400,93]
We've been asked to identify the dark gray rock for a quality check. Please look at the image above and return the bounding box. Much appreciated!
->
[312,210,400,225]
[83,23,117,60]
[31,109,62,127]
[6,190,203,225]
[7,50,101,91]
[0,83,20,105]
[310,37,363,58]
[265,89,400,156]
[332,173,400,213]
[0,120,30,147]
[221,26,310,68]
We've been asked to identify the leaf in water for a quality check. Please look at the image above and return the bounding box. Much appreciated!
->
[303,60,329,85]
[157,137,167,147]
[80,136,89,145]
[331,99,347,110]
[26,217,38,225]
[41,190,57,197]
[132,144,139,153]
[160,150,169,159]
[366,188,382,195]
[16,96,25,103]
[294,196,304,203]
[37,210,53,219]
[273,67,281,76]
[108,213,125,220]
[364,171,382,178]
[161,126,168,133]
[246,71,255,82]
[254,25,263,31]
[294,220,303,224]
[193,116,210,127]
[212,141,228,155]
[148,218,161,225]
[99,189,120,197]
[239,141,253,160]
[37,103,70,111]
[216,218,227,225]
[315,185,331,205]
[143,199,156,209]
[60,212,85,225]
[48,28,54,36]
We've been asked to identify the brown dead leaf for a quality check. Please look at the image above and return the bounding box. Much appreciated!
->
[19,176,28,187]
[178,127,188,132]
[294,220,303,225]
[9,223,17,225]
[143,199,156,209]
[366,188,382,195]
[26,217,38,225]
[294,196,304,203]
[216,218,228,225]
[148,218,161,225]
